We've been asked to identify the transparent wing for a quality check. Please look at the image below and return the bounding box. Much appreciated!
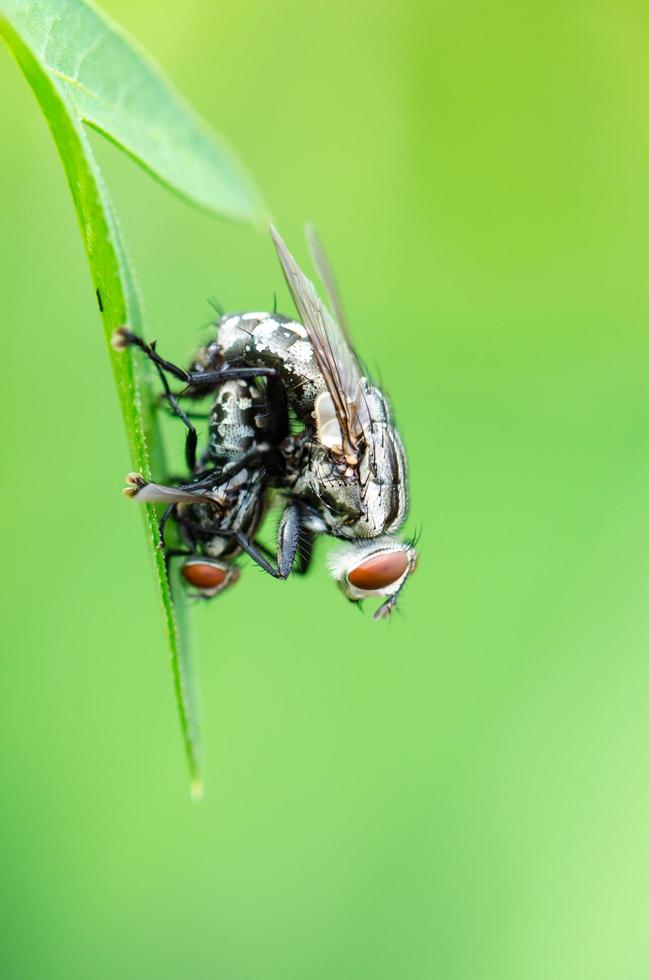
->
[305,222,354,348]
[270,223,366,459]
[123,473,218,505]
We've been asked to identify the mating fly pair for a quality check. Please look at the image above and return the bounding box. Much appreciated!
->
[114,226,418,619]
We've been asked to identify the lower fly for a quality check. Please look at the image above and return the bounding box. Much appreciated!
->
[113,327,312,594]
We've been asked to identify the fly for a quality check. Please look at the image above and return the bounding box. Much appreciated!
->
[213,226,418,618]
[112,328,312,593]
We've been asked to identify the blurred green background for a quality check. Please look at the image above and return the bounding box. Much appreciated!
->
[2,1,649,977]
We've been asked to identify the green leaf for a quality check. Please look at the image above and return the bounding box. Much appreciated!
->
[2,0,266,224]
[0,0,265,796]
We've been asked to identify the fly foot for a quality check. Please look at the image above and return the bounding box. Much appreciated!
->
[123,472,147,498]
[110,326,134,351]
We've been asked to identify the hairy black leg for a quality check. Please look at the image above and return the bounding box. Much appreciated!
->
[221,502,301,580]
[251,540,275,561]
[373,578,408,621]
[187,365,277,386]
[112,327,276,386]
[161,403,211,420]
[295,527,315,575]
[162,545,193,579]
[165,548,193,558]
[150,358,198,470]
[174,443,283,492]
[158,504,177,550]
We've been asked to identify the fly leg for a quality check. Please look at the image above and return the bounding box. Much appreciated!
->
[174,443,284,492]
[111,327,276,387]
[218,501,302,580]
[149,356,199,470]
[163,545,193,578]
[158,504,177,550]
[295,527,315,575]
[242,527,313,573]
[246,521,315,572]
[124,445,279,504]
[156,504,200,571]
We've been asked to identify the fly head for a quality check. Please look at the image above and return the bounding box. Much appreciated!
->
[327,535,418,619]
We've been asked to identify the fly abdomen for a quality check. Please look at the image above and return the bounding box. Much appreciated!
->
[216,313,326,423]
[181,378,273,560]
[205,378,261,465]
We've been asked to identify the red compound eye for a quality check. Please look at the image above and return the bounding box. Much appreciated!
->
[182,561,228,591]
[348,551,409,591]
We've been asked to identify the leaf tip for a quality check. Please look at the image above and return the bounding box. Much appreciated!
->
[190,777,204,802]
[251,206,273,234]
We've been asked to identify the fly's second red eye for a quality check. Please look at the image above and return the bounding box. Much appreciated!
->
[347,551,409,591]
[182,560,229,591]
